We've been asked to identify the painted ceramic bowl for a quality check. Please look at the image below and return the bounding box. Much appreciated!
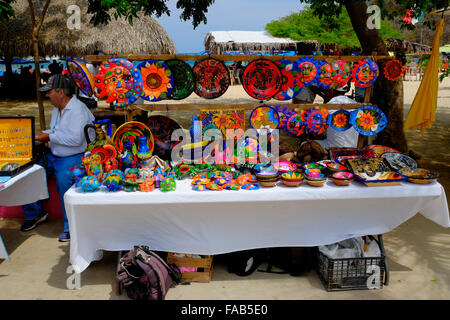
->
[302,163,325,173]
[326,161,348,174]
[255,171,280,180]
[259,180,278,188]
[304,170,326,181]
[398,168,440,184]
[305,179,326,187]
[273,161,297,173]
[281,179,303,187]
[331,171,354,186]
[281,172,305,181]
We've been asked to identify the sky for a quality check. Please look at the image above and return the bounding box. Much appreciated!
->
[154,0,306,53]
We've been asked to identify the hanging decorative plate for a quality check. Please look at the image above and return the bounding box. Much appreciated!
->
[112,121,154,156]
[67,58,95,96]
[365,145,400,158]
[327,109,352,131]
[274,104,296,131]
[285,113,305,137]
[300,106,329,135]
[317,60,333,89]
[329,59,352,89]
[384,59,406,81]
[352,58,379,88]
[273,60,303,100]
[242,59,282,100]
[147,115,182,161]
[296,56,321,86]
[165,59,195,100]
[381,152,418,171]
[350,105,387,136]
[193,58,230,99]
[136,60,173,101]
[94,58,143,108]
[249,105,281,133]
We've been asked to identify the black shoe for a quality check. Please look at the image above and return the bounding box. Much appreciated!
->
[21,211,48,232]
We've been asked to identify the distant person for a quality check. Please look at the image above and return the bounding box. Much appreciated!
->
[49,59,63,75]
[40,64,51,83]
[21,74,95,242]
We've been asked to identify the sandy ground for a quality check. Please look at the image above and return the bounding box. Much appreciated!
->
[0,79,449,300]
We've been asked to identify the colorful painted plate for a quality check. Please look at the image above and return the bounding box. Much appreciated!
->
[365,145,400,158]
[67,58,95,96]
[94,58,143,108]
[136,60,173,101]
[300,106,329,135]
[273,161,297,173]
[384,59,405,81]
[242,59,282,100]
[165,59,195,100]
[352,58,379,88]
[350,105,387,136]
[274,105,296,131]
[329,59,352,89]
[147,115,182,161]
[112,121,154,156]
[284,113,305,137]
[249,105,281,133]
[273,60,303,101]
[327,109,351,131]
[193,58,230,99]
[317,60,333,89]
[297,56,321,86]
[381,152,418,171]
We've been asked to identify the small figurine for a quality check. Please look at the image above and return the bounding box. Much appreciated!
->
[120,140,138,171]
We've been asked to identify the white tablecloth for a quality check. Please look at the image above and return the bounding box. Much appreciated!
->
[0,164,49,206]
[65,180,450,273]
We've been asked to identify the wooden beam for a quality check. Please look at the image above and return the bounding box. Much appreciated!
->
[84,54,394,64]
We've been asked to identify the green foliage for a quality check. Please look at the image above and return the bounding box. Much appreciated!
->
[0,0,15,22]
[87,0,214,28]
[266,7,404,48]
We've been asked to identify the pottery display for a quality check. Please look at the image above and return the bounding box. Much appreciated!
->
[399,168,440,184]
[331,171,354,186]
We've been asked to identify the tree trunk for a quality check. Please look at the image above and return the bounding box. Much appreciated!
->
[344,1,408,153]
[32,28,46,130]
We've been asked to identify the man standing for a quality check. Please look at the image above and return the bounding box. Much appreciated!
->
[21,74,95,242]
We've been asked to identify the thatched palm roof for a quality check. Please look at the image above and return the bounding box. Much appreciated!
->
[204,31,318,54]
[0,0,177,58]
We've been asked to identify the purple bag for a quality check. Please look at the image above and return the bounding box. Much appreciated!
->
[116,246,181,300]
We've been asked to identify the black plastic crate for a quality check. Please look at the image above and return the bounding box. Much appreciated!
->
[316,238,386,291]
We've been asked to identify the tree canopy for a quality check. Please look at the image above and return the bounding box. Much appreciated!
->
[265,6,404,49]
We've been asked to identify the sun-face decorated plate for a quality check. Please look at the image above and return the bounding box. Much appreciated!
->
[242,59,282,100]
[67,58,95,96]
[136,60,173,101]
[274,104,297,132]
[94,58,143,108]
[352,58,379,88]
[165,59,195,100]
[329,59,352,89]
[249,105,281,133]
[381,152,418,171]
[350,105,387,136]
[297,57,321,86]
[384,59,405,81]
[193,58,230,99]
[317,60,333,89]
[273,60,303,101]
[284,112,305,137]
[112,121,154,156]
[327,109,351,131]
[300,106,329,135]
[147,115,182,161]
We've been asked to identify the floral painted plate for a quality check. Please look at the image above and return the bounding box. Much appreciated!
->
[350,105,387,136]
[249,105,281,133]
[112,121,154,156]
[67,58,95,96]
[147,115,182,161]
[273,60,303,101]
[165,59,195,100]
[94,58,143,108]
[136,60,173,101]
[327,109,352,131]
[193,58,230,99]
[242,59,282,100]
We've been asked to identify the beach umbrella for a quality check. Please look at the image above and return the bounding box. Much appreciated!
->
[404,19,445,133]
